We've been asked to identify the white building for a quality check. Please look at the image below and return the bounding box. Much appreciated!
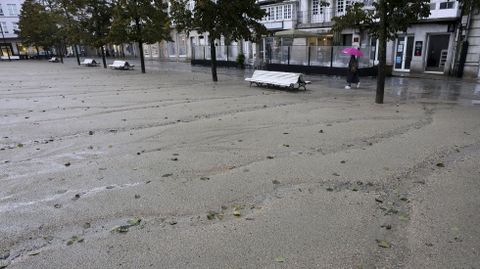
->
[145,0,479,78]
[0,0,24,58]
[392,0,462,75]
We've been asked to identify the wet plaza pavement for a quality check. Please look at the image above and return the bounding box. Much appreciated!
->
[0,59,479,268]
[140,58,480,106]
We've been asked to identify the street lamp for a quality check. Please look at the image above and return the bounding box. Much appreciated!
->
[0,22,11,61]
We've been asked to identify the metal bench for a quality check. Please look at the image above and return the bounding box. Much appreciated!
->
[48,57,59,62]
[80,58,98,67]
[1,55,20,60]
[245,70,311,90]
[108,60,135,70]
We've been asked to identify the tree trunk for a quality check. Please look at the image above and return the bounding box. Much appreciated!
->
[138,41,146,73]
[375,0,386,104]
[58,45,64,64]
[74,44,80,65]
[210,40,218,82]
[101,46,107,68]
[134,18,146,74]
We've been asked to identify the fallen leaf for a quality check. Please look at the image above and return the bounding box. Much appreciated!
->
[207,211,217,220]
[436,163,445,168]
[28,251,40,256]
[127,217,142,226]
[66,235,82,246]
[233,210,241,217]
[274,256,286,263]
[398,214,410,221]
[111,226,129,233]
[376,239,391,248]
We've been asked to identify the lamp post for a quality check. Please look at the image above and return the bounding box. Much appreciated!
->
[0,23,11,61]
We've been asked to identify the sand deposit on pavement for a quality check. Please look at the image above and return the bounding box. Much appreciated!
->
[1,61,479,268]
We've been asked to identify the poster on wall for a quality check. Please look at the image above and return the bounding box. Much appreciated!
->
[415,41,423,56]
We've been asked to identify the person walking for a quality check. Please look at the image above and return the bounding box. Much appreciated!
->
[345,55,360,89]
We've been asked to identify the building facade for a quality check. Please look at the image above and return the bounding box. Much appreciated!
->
[392,0,461,75]
[461,10,480,78]
[0,0,24,58]
[155,0,479,78]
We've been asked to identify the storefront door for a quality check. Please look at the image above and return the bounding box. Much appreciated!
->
[394,36,414,71]
[425,34,450,72]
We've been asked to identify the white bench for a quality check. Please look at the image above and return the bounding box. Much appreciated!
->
[48,57,59,62]
[245,70,311,90]
[108,60,134,70]
[1,55,20,60]
[80,58,98,67]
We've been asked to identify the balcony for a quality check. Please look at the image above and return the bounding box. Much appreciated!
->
[260,3,297,31]
[428,0,461,20]
[297,8,335,27]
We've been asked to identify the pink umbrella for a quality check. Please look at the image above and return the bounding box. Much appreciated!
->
[342,47,364,57]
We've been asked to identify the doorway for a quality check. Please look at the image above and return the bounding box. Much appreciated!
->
[425,34,450,72]
[394,36,414,71]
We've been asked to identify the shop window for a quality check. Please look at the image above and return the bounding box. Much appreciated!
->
[439,1,455,9]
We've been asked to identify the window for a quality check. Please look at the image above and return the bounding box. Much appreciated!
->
[284,5,292,19]
[267,7,273,21]
[1,22,8,33]
[12,22,18,32]
[7,4,17,16]
[439,1,455,9]
[0,5,4,16]
[337,0,351,14]
[313,0,319,15]
[337,0,344,13]
[429,3,436,10]
[275,6,282,20]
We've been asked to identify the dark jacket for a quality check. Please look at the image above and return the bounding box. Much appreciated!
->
[347,56,359,84]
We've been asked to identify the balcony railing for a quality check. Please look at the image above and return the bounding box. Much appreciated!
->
[297,8,336,25]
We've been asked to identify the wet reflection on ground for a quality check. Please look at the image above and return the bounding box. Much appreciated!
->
[144,60,480,106]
